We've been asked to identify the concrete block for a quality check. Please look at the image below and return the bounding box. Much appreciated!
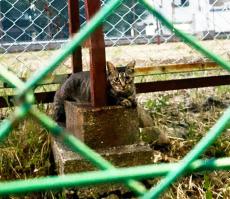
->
[52,138,154,174]
[51,138,155,198]
[51,102,156,197]
[65,101,140,149]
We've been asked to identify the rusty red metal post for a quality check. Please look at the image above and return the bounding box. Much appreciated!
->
[84,0,107,107]
[68,0,83,73]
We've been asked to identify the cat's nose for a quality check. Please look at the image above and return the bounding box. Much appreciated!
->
[122,85,128,91]
[121,81,126,87]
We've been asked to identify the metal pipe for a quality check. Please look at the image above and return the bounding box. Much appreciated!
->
[1,157,230,196]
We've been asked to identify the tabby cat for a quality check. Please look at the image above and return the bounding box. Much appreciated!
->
[53,61,136,122]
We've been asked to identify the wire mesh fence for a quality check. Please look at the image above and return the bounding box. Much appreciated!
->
[0,0,70,78]
[0,0,230,197]
[104,0,230,69]
[1,0,230,78]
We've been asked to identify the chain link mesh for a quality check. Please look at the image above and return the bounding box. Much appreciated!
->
[103,0,230,67]
[1,0,230,78]
[0,0,70,77]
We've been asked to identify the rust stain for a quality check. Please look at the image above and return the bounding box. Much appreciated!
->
[135,61,221,76]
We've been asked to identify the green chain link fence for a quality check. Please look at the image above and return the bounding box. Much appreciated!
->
[0,0,230,198]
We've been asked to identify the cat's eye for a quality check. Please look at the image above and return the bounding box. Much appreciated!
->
[114,77,119,82]
[125,76,131,81]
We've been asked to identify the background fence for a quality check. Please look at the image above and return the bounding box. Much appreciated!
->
[1,0,230,77]
[2,0,230,44]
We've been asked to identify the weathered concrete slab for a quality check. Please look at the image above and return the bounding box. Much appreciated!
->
[51,137,155,198]
[52,137,154,174]
[65,101,140,149]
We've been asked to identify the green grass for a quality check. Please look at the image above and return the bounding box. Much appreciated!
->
[0,104,60,198]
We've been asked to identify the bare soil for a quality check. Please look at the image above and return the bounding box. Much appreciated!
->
[0,39,230,78]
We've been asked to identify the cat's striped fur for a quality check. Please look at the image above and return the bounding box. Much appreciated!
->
[53,61,136,122]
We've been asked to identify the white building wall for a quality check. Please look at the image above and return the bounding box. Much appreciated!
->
[143,0,230,36]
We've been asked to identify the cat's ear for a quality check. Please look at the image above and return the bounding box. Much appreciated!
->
[107,61,118,75]
[126,60,135,74]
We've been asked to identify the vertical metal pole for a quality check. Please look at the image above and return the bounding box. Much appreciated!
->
[0,1,3,42]
[68,0,83,73]
[84,0,107,107]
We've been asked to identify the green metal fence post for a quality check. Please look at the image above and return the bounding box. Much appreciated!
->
[1,157,230,196]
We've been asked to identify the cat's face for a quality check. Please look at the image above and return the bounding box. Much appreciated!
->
[107,61,135,95]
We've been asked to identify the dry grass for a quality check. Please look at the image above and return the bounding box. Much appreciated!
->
[1,39,230,78]
[137,85,230,199]
[0,105,62,198]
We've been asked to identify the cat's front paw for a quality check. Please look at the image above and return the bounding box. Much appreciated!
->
[131,100,137,108]
[120,99,132,107]
[128,96,137,107]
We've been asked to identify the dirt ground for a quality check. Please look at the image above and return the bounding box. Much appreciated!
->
[0,39,230,77]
